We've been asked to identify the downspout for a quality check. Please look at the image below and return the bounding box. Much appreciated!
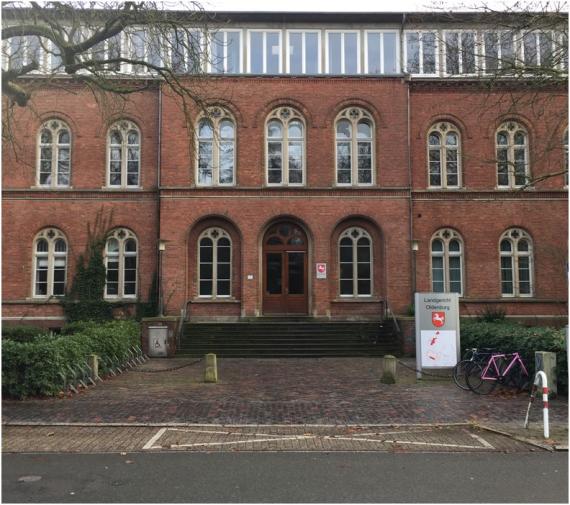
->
[156,82,163,316]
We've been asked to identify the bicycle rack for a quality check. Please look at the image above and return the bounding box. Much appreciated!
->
[523,370,549,439]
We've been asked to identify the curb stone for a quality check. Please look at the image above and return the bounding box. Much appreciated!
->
[476,423,558,452]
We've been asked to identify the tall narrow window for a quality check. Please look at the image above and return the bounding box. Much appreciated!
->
[196,107,235,186]
[339,227,372,297]
[327,31,359,74]
[484,31,515,73]
[496,121,529,188]
[287,31,320,74]
[33,228,67,297]
[365,31,398,74]
[444,31,476,75]
[210,30,241,73]
[105,228,138,298]
[198,228,232,298]
[37,119,71,187]
[336,108,374,186]
[427,122,461,188]
[266,107,305,186]
[248,30,281,74]
[431,229,463,295]
[500,228,533,297]
[405,31,437,75]
[171,29,202,74]
[107,120,140,188]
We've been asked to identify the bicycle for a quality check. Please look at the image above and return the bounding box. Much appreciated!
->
[466,351,529,395]
[452,348,497,390]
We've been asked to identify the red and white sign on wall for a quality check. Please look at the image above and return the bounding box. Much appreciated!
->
[316,263,327,279]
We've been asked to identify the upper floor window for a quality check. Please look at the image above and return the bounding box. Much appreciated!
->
[443,31,476,75]
[335,108,374,186]
[405,31,437,75]
[500,228,533,297]
[248,30,281,74]
[287,31,321,74]
[431,228,463,296]
[171,29,203,74]
[266,107,305,186]
[522,31,556,69]
[339,227,372,297]
[428,122,461,188]
[33,228,67,297]
[107,120,140,188]
[483,31,515,73]
[198,227,232,298]
[37,119,71,187]
[210,30,242,73]
[326,31,360,74]
[496,121,529,188]
[126,28,163,73]
[105,228,138,298]
[365,31,399,74]
[4,35,42,71]
[196,107,235,186]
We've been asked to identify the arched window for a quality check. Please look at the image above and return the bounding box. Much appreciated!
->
[496,121,529,188]
[33,228,67,297]
[266,107,305,185]
[196,107,236,186]
[37,119,71,187]
[107,120,140,188]
[105,228,138,298]
[428,122,461,188]
[339,227,372,297]
[431,229,463,295]
[336,108,374,186]
[500,228,533,297]
[198,228,232,297]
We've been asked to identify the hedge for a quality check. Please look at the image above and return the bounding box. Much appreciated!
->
[2,325,47,342]
[460,319,568,391]
[2,320,140,399]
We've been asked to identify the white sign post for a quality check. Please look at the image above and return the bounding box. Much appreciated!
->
[414,293,460,379]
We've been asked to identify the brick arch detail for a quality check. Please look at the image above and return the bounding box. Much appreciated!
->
[251,98,315,129]
[418,114,470,140]
[198,99,245,127]
[36,112,78,137]
[97,114,145,138]
[487,113,536,142]
[326,99,382,129]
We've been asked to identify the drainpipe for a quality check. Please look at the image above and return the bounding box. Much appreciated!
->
[157,82,163,316]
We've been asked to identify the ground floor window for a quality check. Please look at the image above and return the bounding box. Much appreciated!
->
[198,227,232,298]
[339,227,372,297]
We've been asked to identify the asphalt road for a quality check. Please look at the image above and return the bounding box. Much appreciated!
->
[3,452,568,503]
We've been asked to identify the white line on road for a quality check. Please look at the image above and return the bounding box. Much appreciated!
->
[466,430,495,449]
[143,427,167,450]
[162,436,316,449]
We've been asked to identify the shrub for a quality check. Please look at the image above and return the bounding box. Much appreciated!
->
[2,325,47,342]
[460,319,568,392]
[2,320,140,399]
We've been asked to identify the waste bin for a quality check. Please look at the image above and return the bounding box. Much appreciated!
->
[148,326,168,357]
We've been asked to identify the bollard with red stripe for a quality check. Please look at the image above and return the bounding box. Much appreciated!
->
[523,371,549,439]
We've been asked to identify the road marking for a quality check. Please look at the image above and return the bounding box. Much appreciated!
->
[356,428,436,437]
[466,430,495,449]
[142,427,167,450]
[157,436,315,449]
[322,436,490,449]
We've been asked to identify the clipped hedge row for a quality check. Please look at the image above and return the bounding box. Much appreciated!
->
[2,320,140,399]
[2,325,47,342]
[460,319,568,391]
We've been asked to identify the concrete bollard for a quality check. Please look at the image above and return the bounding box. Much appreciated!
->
[204,353,218,383]
[535,351,557,397]
[88,354,100,381]
[381,355,397,384]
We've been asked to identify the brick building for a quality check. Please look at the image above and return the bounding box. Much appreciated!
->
[2,11,568,337]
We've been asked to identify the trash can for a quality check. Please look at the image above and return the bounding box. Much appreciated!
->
[148,326,168,357]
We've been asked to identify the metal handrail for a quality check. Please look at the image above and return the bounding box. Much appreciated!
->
[384,300,401,334]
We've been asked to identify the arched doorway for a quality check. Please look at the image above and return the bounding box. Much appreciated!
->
[263,222,308,315]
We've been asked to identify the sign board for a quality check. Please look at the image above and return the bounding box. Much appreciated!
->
[414,293,460,377]
[148,326,168,357]
[316,263,327,279]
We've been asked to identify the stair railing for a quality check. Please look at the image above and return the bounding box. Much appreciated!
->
[384,300,401,334]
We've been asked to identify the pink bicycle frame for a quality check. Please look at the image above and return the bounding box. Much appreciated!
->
[481,352,529,381]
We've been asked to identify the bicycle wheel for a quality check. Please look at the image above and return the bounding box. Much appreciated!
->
[452,360,473,390]
[466,363,498,395]
[506,362,530,392]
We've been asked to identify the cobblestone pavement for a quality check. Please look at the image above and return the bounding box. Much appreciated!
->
[2,424,538,453]
[3,358,568,429]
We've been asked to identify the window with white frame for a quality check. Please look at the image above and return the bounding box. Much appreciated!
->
[335,107,374,186]
[91,32,122,71]
[196,107,235,186]
[4,35,42,71]
[287,31,320,74]
[496,121,529,188]
[248,30,281,74]
[365,31,398,74]
[210,30,241,73]
[107,120,140,188]
[431,228,463,295]
[483,31,516,73]
[500,228,533,297]
[171,29,203,74]
[444,31,476,75]
[126,28,162,73]
[428,122,461,188]
[198,227,231,298]
[327,31,359,74]
[266,107,305,185]
[37,119,71,187]
[105,228,138,298]
[33,228,67,297]
[405,31,437,75]
[339,227,372,297]
[522,31,556,69]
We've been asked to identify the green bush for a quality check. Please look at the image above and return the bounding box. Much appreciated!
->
[460,319,568,392]
[2,320,140,399]
[2,325,47,342]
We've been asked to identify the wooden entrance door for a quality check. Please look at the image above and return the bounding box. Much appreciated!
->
[263,223,308,315]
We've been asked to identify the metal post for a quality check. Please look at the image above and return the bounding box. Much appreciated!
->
[524,371,549,439]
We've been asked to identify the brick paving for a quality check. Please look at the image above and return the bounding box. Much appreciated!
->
[2,358,568,428]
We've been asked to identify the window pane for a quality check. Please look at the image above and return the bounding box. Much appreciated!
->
[199,239,213,261]
[501,256,514,294]
[422,32,436,74]
[357,263,371,280]
[198,141,213,185]
[250,32,263,73]
[445,32,459,74]
[344,33,358,74]
[218,245,231,264]
[336,119,352,139]
[357,121,371,139]
[539,32,553,67]
[329,33,342,74]
[267,32,280,74]
[461,32,476,73]
[211,31,224,73]
[217,280,230,296]
[518,257,531,294]
[305,32,319,74]
[500,239,512,252]
[200,280,213,296]
[485,32,499,72]
[500,32,515,69]
[267,120,282,138]
[406,32,420,73]
[266,253,282,294]
[357,280,371,295]
[340,241,353,262]
[340,279,353,295]
[289,32,302,73]
[431,256,444,292]
[431,239,444,253]
[288,252,304,294]
[227,31,240,73]
[340,262,353,280]
[384,33,397,73]
[288,121,303,138]
[219,142,234,184]
[200,263,213,280]
[523,33,537,66]
[367,33,381,74]
[449,256,462,294]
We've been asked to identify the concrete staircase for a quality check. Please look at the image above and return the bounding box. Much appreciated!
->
[178,319,401,358]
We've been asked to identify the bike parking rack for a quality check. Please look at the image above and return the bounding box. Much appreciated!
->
[523,370,549,439]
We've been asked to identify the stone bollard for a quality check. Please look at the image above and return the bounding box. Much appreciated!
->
[204,353,218,383]
[535,351,557,397]
[88,354,100,381]
[381,355,397,384]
